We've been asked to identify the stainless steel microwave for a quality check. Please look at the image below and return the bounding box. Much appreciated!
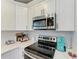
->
[32,16,56,30]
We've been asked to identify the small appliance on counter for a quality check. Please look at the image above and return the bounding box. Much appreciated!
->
[16,33,29,42]
[57,36,66,52]
[5,40,15,45]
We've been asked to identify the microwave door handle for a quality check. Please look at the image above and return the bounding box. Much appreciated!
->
[46,16,47,27]
[55,13,56,20]
[55,13,57,29]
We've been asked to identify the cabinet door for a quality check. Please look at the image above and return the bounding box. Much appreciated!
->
[32,0,55,17]
[34,5,43,16]
[34,1,48,17]
[1,0,16,31]
[36,1,48,16]
[48,0,56,17]
[16,6,27,30]
[27,6,36,30]
[1,48,19,59]
[18,48,24,59]
[27,5,43,30]
[56,0,75,31]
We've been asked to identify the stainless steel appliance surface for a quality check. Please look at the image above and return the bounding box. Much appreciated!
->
[32,15,56,30]
[24,36,57,59]
[14,0,33,4]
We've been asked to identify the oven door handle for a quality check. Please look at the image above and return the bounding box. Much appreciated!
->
[23,51,37,59]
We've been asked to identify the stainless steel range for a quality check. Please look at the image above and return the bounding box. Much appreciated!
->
[24,35,57,59]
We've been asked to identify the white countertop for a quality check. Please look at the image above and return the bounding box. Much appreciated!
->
[1,40,73,59]
[1,39,36,54]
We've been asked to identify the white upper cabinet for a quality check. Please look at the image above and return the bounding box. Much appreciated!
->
[48,0,56,17]
[56,0,75,31]
[32,1,48,17]
[1,0,28,31]
[28,0,75,31]
[29,0,56,17]
[1,0,75,31]
[1,0,16,31]
[27,6,36,30]
[16,5,27,30]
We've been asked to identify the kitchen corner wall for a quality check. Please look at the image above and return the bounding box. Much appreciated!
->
[1,31,74,49]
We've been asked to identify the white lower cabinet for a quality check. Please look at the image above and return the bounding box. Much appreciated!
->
[18,48,24,59]
[2,48,19,59]
[2,48,24,59]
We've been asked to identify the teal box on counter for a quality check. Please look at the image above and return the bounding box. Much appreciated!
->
[57,36,65,52]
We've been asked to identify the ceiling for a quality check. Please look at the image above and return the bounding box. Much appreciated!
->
[14,0,33,4]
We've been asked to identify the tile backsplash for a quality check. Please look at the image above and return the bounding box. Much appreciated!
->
[1,30,74,49]
[27,30,74,48]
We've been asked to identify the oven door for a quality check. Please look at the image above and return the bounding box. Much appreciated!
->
[24,50,44,59]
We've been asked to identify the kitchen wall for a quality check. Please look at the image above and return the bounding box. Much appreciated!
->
[1,31,74,49]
